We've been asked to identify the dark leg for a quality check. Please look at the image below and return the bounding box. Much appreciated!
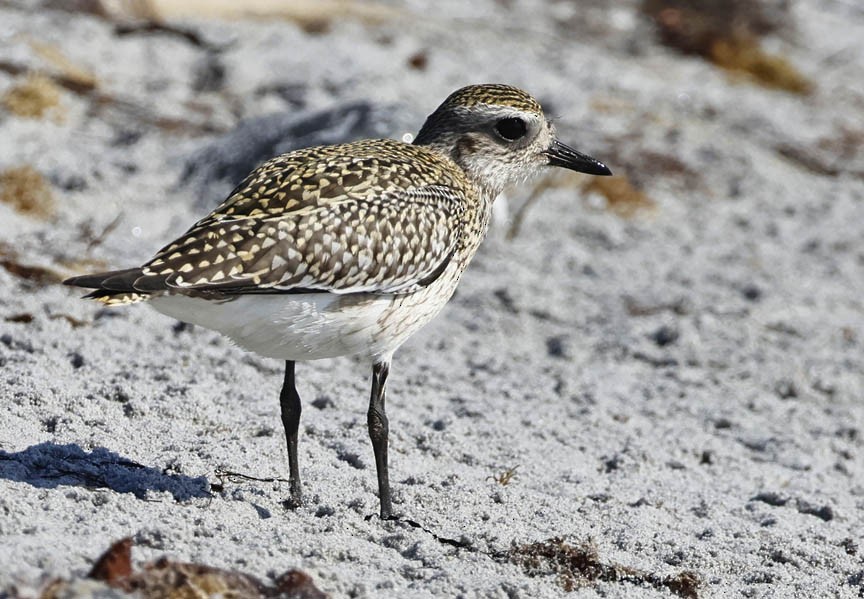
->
[280,360,302,507]
[368,360,393,519]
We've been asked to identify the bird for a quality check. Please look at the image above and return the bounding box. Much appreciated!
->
[64,84,611,520]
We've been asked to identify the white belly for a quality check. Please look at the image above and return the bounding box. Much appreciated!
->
[147,255,465,363]
[150,292,399,361]
[148,284,456,363]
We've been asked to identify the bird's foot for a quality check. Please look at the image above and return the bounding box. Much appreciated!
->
[281,489,303,510]
[364,510,397,522]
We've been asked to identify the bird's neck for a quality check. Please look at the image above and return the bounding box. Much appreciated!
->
[415,137,506,200]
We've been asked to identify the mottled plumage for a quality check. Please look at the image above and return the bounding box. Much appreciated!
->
[65,84,611,520]
[95,143,471,298]
[431,83,544,112]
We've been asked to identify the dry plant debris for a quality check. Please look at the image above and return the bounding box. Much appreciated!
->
[28,40,99,94]
[0,239,104,288]
[488,465,519,486]
[585,175,656,218]
[0,256,66,285]
[510,537,701,598]
[0,165,55,218]
[2,74,63,119]
[13,537,328,599]
[641,0,812,94]
[507,170,655,239]
[4,313,35,324]
[65,0,398,32]
[776,125,864,179]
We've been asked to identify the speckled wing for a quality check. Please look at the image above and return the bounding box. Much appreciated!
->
[133,141,469,296]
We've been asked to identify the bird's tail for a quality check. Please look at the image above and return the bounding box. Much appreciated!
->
[63,268,150,306]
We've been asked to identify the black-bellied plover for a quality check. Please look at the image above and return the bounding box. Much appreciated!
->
[65,84,611,520]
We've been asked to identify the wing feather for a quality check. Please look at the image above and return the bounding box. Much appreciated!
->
[133,140,471,297]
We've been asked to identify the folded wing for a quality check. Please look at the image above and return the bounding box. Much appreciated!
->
[66,141,470,299]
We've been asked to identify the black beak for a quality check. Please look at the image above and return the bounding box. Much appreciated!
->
[545,140,612,176]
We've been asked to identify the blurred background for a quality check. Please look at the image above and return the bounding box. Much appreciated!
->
[2,0,861,250]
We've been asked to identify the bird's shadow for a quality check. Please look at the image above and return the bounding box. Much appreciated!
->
[0,442,210,501]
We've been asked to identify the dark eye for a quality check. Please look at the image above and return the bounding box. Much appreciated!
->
[494,117,527,141]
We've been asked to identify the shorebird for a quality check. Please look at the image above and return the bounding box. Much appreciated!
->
[65,84,611,519]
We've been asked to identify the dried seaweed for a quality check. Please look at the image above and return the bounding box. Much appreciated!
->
[510,537,701,598]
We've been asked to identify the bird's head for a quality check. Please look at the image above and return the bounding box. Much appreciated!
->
[413,83,611,196]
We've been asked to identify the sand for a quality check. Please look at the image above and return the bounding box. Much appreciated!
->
[1,0,862,597]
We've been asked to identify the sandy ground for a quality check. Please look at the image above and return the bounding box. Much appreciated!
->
[1,0,863,597]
